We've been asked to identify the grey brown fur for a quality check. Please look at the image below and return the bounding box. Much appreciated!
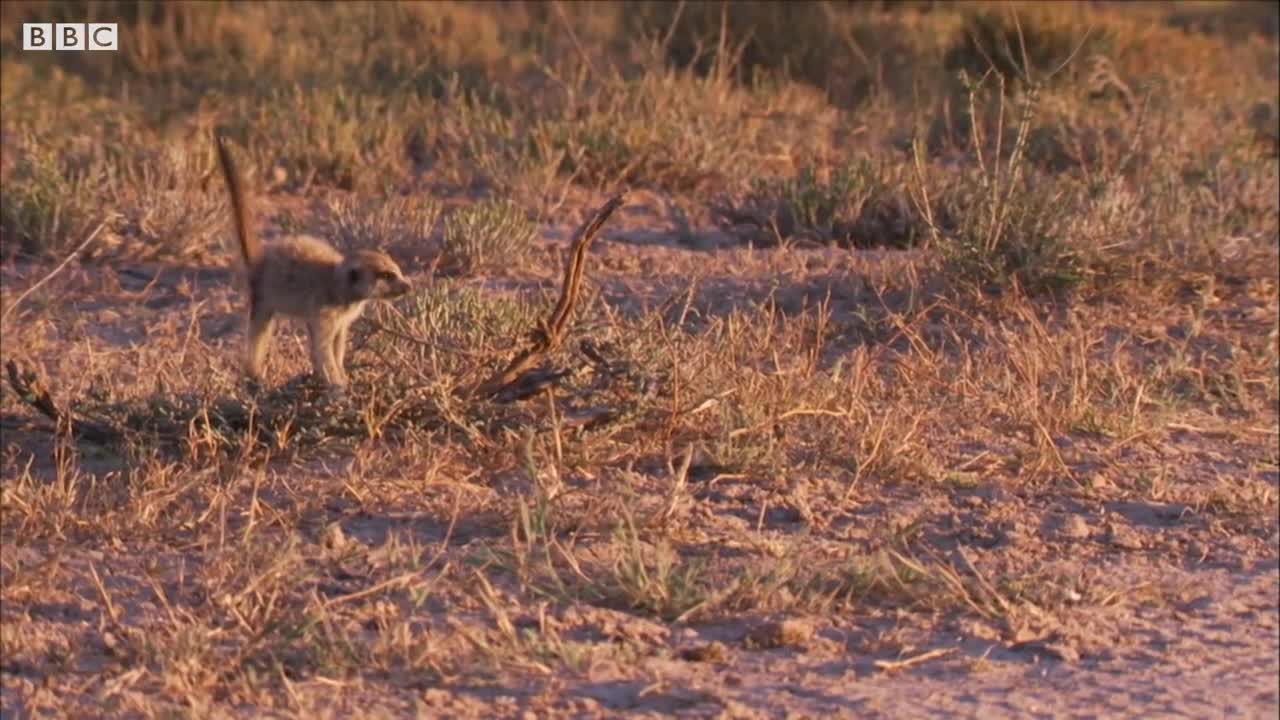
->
[214,135,411,389]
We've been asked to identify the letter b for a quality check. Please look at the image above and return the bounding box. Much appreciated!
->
[22,24,53,50]
[55,23,87,50]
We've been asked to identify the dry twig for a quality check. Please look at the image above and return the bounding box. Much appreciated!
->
[873,647,956,672]
[467,191,628,400]
[5,360,118,444]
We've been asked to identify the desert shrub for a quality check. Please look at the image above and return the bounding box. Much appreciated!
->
[528,67,836,196]
[441,199,538,275]
[363,281,540,379]
[0,135,105,260]
[105,140,228,264]
[944,7,1109,86]
[1022,117,1136,178]
[446,92,562,199]
[393,282,535,347]
[532,73,743,194]
[229,85,417,193]
[624,0,937,108]
[932,170,1084,294]
[323,193,442,252]
[913,75,1094,294]
[923,71,1107,164]
[714,159,919,248]
[758,164,872,238]
[924,92,1280,298]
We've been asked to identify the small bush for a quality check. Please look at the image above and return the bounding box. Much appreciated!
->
[448,94,556,198]
[715,160,919,248]
[532,73,754,194]
[914,75,1090,294]
[624,1,936,108]
[323,193,442,252]
[107,141,227,264]
[236,85,415,192]
[0,135,105,260]
[944,8,1109,86]
[441,199,538,275]
[934,172,1083,294]
[766,164,871,238]
[363,281,540,380]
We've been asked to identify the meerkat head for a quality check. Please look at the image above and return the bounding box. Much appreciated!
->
[340,250,411,301]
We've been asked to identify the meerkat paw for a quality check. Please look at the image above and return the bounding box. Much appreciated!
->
[242,374,266,394]
[323,378,349,400]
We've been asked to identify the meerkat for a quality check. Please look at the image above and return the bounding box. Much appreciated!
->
[214,134,411,390]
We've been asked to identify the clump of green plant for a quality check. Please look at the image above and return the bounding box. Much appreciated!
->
[531,71,786,195]
[935,170,1083,294]
[363,281,539,378]
[715,159,918,248]
[546,122,637,188]
[447,92,563,201]
[913,74,1087,295]
[441,199,537,275]
[763,164,872,238]
[238,85,411,192]
[625,0,931,108]
[0,136,106,260]
[323,193,441,252]
[590,514,710,621]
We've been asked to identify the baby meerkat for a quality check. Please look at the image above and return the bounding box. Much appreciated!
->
[214,134,411,390]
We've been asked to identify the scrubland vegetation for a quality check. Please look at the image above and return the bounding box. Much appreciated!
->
[1,1,1277,716]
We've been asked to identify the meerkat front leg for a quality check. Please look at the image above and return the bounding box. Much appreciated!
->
[332,321,352,387]
[246,305,276,383]
[308,317,346,389]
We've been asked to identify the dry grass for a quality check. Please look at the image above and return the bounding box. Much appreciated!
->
[1,1,1277,717]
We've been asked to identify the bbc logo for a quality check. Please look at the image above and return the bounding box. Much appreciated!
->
[22,23,118,51]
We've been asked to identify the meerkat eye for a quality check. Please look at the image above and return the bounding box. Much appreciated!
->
[348,268,361,285]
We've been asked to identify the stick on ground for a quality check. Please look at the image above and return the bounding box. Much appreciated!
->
[5,360,119,444]
[466,191,628,400]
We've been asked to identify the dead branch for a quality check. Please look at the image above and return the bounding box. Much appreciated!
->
[873,647,956,673]
[5,360,120,445]
[466,191,628,400]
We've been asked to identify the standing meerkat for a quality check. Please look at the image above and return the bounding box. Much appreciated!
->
[214,134,411,390]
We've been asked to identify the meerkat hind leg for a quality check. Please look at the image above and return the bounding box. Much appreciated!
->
[246,306,276,383]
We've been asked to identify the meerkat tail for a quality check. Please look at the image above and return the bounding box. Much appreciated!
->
[214,133,262,267]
